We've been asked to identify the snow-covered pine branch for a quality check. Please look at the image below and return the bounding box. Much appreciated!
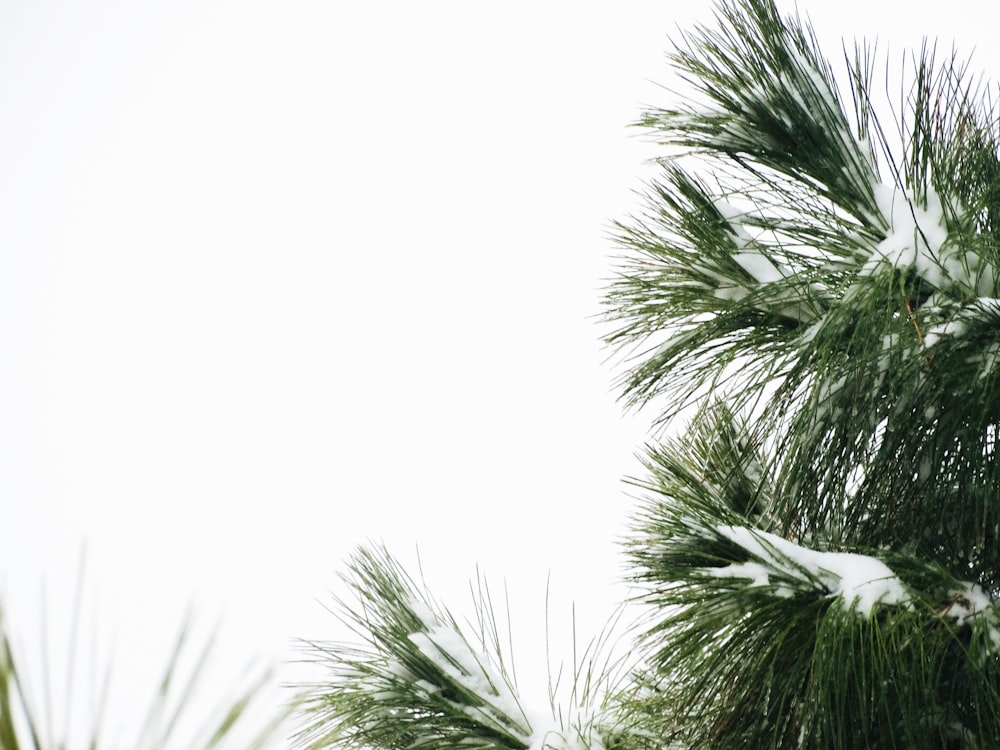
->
[623,403,1000,748]
[295,546,643,750]
[607,0,1000,565]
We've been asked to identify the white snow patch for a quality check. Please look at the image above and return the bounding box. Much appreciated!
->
[385,655,417,681]
[529,718,608,750]
[409,597,440,629]
[943,582,1000,653]
[714,559,796,599]
[714,198,751,228]
[714,198,785,284]
[413,678,439,695]
[732,251,785,284]
[407,623,531,740]
[713,284,750,302]
[712,526,910,615]
[863,183,952,285]
[714,199,753,244]
[795,49,836,109]
[943,582,994,624]
[800,320,823,343]
[923,297,1000,350]
[973,296,1000,316]
[400,596,613,750]
[923,318,968,349]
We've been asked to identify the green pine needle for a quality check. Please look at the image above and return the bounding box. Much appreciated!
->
[605,0,1000,561]
[294,545,645,750]
[623,406,1000,749]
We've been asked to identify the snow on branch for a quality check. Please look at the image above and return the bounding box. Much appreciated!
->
[710,525,910,615]
[297,545,633,750]
[704,524,1000,646]
[863,183,949,277]
[940,582,1000,655]
[862,181,998,300]
[403,601,533,743]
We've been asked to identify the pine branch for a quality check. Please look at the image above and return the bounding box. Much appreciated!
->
[606,0,1000,565]
[624,412,1000,749]
[640,0,882,226]
[295,545,642,750]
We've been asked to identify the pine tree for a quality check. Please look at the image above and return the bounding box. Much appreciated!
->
[296,1,1000,748]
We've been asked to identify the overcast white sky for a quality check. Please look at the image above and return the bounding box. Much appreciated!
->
[2,0,999,746]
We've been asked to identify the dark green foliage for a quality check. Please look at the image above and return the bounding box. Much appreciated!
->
[295,546,533,750]
[623,418,1000,748]
[608,0,1000,747]
[295,546,639,750]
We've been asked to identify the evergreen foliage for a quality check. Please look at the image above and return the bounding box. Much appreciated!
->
[295,546,632,750]
[298,1,1000,747]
